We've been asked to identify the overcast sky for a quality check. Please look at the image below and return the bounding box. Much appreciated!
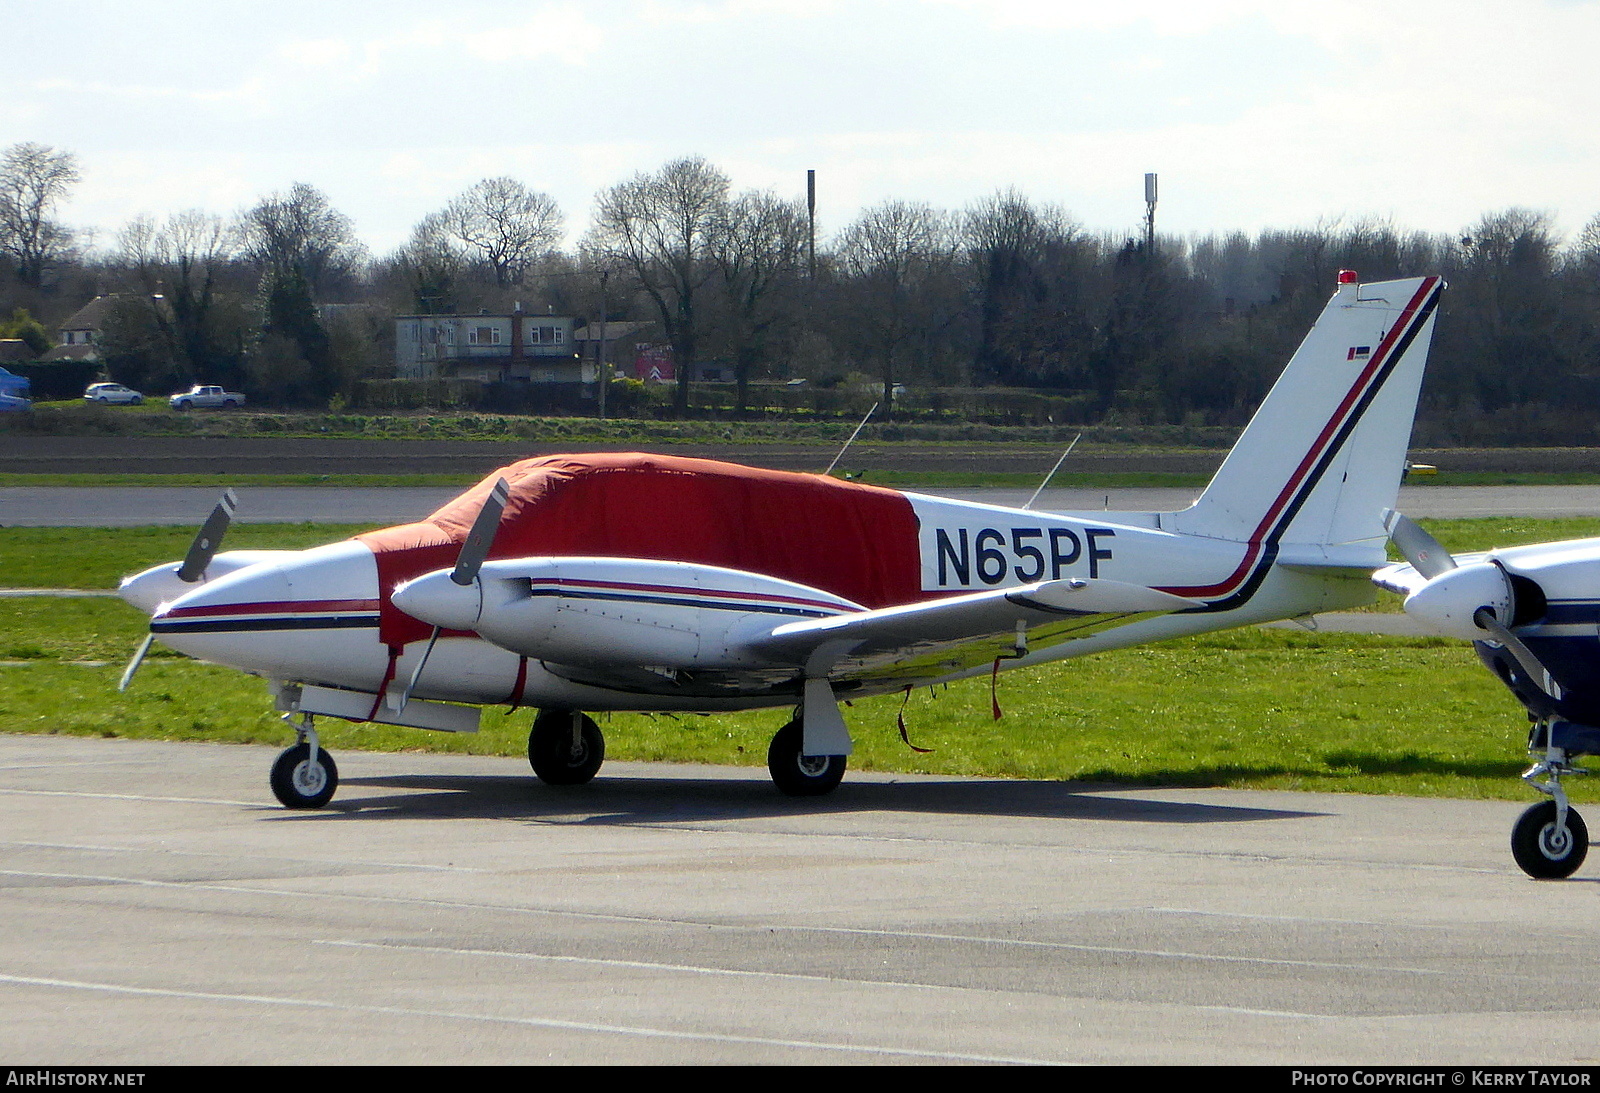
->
[8,0,1600,256]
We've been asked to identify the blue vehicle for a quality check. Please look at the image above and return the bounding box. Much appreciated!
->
[0,391,31,412]
[0,366,29,399]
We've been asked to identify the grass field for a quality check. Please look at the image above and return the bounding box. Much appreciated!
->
[1,516,1593,801]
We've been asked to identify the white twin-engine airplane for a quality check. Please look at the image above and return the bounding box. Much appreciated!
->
[118,273,1443,812]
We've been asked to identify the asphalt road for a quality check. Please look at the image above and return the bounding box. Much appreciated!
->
[2,733,1597,1065]
[4,484,1598,527]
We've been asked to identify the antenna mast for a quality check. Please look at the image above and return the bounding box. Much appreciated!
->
[1022,433,1082,511]
[1144,172,1157,252]
[824,402,878,477]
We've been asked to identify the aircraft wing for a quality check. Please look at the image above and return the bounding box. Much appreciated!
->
[394,557,1197,699]
[748,578,1197,685]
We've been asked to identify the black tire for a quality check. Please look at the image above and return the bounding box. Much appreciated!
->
[270,742,339,809]
[767,718,846,797]
[222,399,237,408]
[175,400,191,411]
[130,395,142,405]
[528,709,604,786]
[1511,800,1588,879]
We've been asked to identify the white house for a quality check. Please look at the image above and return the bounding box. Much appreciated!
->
[395,307,587,384]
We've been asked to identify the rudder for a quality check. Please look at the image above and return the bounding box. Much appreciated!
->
[1167,274,1443,553]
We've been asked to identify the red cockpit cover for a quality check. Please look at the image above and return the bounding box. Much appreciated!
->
[356,453,923,647]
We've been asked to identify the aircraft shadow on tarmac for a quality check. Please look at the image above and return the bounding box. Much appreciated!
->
[263,772,1328,827]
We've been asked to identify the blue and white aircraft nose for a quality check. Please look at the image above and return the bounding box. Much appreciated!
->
[392,570,483,632]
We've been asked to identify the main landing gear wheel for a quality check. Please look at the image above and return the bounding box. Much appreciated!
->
[767,719,846,797]
[270,742,339,809]
[528,709,605,786]
[1511,800,1589,879]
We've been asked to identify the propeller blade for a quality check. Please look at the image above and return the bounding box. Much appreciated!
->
[118,632,155,693]
[1388,512,1456,580]
[1474,606,1563,702]
[451,477,510,587]
[177,489,238,583]
[394,478,509,710]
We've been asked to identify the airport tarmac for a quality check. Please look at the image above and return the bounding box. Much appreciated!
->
[4,484,1598,1062]
[1,733,1597,1065]
[3,483,1599,526]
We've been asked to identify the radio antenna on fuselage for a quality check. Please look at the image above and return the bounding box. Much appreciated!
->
[1022,433,1082,511]
[824,402,879,477]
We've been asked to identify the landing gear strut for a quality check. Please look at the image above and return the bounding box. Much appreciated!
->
[528,709,605,786]
[270,713,339,809]
[1514,720,1590,879]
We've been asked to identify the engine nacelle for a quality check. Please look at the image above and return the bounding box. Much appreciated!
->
[394,556,863,670]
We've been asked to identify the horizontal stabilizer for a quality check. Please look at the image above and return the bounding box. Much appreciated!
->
[1274,543,1390,577]
[1373,554,1491,598]
[1372,561,1428,598]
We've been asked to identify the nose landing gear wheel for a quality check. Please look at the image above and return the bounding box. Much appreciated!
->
[1511,800,1588,879]
[270,742,339,809]
[528,710,605,786]
[767,719,846,797]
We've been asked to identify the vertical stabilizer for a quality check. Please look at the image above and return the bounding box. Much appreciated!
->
[1167,274,1442,551]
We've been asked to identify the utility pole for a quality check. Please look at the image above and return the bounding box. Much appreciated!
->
[596,269,609,421]
[807,169,816,281]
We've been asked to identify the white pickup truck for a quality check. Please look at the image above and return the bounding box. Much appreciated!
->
[169,385,245,410]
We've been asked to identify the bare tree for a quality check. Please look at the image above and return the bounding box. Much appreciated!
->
[1446,208,1564,412]
[1571,213,1600,283]
[834,199,956,412]
[114,210,242,387]
[442,177,562,288]
[0,142,80,288]
[963,189,1095,387]
[589,156,729,415]
[712,190,808,410]
[390,211,468,314]
[241,182,365,300]
[239,183,365,403]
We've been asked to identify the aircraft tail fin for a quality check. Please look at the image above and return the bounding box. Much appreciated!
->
[1166,274,1442,553]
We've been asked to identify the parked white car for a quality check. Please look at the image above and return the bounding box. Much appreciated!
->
[84,382,144,405]
[169,385,245,410]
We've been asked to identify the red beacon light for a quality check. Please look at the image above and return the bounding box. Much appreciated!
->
[1337,269,1359,285]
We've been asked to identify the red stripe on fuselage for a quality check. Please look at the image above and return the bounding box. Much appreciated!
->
[1155,277,1439,600]
[160,598,380,619]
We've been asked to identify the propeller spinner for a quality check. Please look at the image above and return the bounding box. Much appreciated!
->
[118,489,239,693]
[1387,513,1559,701]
